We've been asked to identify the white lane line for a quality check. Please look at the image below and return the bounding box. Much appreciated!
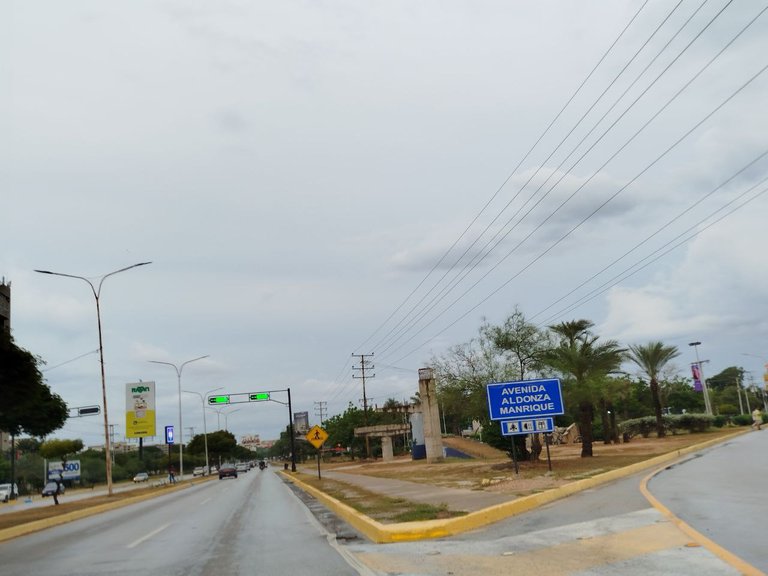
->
[200,497,212,506]
[126,522,172,549]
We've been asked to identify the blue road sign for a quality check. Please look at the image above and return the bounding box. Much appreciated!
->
[165,425,175,445]
[487,378,564,421]
[501,417,555,436]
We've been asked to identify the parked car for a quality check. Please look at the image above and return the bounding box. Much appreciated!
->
[0,483,18,503]
[133,472,149,483]
[218,463,237,480]
[192,467,206,477]
[41,481,64,497]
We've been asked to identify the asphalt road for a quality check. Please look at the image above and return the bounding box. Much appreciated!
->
[648,428,767,572]
[0,468,363,576]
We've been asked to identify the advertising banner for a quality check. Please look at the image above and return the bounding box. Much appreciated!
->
[126,381,156,438]
[48,460,81,481]
[691,364,703,392]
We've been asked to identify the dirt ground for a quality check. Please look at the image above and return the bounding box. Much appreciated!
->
[320,428,745,497]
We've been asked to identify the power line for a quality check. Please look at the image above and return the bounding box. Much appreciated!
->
[374,0,740,359]
[384,57,768,365]
[355,1,652,357]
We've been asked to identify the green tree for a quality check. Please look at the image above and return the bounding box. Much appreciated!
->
[0,333,68,437]
[627,342,680,438]
[544,320,625,457]
[481,308,553,459]
[481,307,553,380]
[431,332,512,436]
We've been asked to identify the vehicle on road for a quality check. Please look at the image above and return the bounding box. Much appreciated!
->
[219,464,237,479]
[133,472,149,483]
[258,460,266,470]
[41,481,64,497]
[235,463,249,474]
[0,483,18,503]
[192,467,206,477]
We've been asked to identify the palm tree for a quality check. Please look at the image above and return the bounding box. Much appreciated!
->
[545,320,625,457]
[627,342,680,438]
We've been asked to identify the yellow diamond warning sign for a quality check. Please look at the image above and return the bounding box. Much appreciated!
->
[305,425,329,449]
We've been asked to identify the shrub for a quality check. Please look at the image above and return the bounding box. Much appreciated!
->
[619,413,714,438]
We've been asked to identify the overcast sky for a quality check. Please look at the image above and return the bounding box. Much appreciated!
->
[3,1,767,448]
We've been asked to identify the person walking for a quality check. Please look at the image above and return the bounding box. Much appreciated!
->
[752,408,762,431]
[169,465,177,484]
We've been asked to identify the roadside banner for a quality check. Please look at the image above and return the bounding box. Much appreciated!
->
[126,381,156,438]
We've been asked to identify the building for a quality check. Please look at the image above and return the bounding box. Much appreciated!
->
[0,278,9,334]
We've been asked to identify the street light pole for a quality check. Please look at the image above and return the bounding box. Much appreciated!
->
[689,341,713,415]
[741,353,768,412]
[223,408,241,431]
[35,262,152,496]
[149,355,209,481]
[183,386,223,474]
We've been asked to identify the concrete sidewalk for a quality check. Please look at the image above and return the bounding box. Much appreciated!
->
[312,468,512,513]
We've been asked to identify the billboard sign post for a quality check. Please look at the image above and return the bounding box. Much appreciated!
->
[126,382,156,438]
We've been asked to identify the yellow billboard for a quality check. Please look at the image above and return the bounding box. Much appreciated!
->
[126,382,156,438]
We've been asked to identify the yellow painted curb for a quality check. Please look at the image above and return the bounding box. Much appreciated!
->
[282,429,750,543]
[0,476,214,544]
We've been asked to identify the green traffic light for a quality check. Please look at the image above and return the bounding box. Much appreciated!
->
[208,395,230,405]
[249,393,270,401]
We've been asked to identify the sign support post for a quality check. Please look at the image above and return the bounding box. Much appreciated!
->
[305,425,329,479]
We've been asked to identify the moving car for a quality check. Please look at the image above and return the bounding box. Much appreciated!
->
[41,481,64,497]
[133,472,149,483]
[235,463,249,474]
[218,463,237,479]
[0,483,18,503]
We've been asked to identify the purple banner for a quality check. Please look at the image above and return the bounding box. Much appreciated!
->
[691,364,703,392]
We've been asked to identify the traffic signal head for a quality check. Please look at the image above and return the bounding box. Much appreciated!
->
[208,395,230,405]
[249,393,270,401]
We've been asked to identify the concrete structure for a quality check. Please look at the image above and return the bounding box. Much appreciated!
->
[354,423,410,461]
[418,367,444,462]
[0,279,9,334]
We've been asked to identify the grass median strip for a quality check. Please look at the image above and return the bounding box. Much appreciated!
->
[292,473,466,523]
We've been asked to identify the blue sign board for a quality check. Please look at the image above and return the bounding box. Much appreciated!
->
[501,417,555,436]
[487,378,564,421]
[165,425,175,445]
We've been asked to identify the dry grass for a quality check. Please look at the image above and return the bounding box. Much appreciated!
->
[319,428,743,496]
[294,473,466,523]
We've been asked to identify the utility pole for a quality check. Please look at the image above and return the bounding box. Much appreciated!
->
[314,401,327,426]
[352,353,375,458]
[187,427,195,441]
[109,424,116,466]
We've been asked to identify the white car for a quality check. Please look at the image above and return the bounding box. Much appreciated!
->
[192,467,206,477]
[0,483,18,503]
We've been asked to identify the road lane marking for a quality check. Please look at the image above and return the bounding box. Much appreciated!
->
[200,497,212,506]
[126,522,172,549]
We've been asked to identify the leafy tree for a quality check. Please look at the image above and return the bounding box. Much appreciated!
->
[662,376,705,414]
[16,437,41,454]
[322,404,371,460]
[543,320,625,457]
[190,430,237,464]
[0,332,68,437]
[481,308,553,459]
[39,439,84,464]
[481,307,553,379]
[431,332,512,436]
[627,342,680,438]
